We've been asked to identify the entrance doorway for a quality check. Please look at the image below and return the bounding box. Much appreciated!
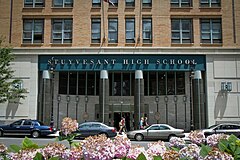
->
[114,112,131,132]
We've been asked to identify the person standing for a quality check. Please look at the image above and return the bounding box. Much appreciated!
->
[139,117,144,129]
[144,117,149,128]
[119,117,126,134]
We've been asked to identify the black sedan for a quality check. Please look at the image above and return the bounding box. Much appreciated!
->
[0,119,56,138]
[75,122,117,139]
[202,123,240,138]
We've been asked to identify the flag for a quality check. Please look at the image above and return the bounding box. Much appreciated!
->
[103,0,115,6]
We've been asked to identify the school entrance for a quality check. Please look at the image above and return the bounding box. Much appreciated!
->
[110,104,134,131]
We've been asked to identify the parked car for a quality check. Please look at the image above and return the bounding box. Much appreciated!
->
[0,119,56,138]
[127,124,185,141]
[202,123,240,138]
[74,122,117,139]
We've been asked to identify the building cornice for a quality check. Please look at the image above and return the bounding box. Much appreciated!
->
[12,47,240,55]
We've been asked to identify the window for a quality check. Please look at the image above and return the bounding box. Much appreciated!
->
[142,18,152,43]
[200,0,221,7]
[52,19,72,44]
[108,18,118,43]
[24,0,44,7]
[23,19,44,44]
[125,18,135,43]
[109,72,133,96]
[142,0,152,7]
[171,0,192,7]
[144,71,185,96]
[126,0,135,7]
[53,0,73,7]
[92,0,101,7]
[171,19,193,43]
[91,18,101,43]
[200,19,222,44]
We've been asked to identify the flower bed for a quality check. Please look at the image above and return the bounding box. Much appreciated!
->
[1,117,240,160]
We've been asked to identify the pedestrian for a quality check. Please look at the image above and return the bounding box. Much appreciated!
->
[139,117,144,129]
[119,117,126,134]
[144,117,149,128]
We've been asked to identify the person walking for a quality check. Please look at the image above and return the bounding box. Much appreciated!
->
[139,117,144,129]
[119,117,126,134]
[143,117,149,129]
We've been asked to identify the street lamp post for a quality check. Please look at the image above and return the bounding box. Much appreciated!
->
[155,96,159,123]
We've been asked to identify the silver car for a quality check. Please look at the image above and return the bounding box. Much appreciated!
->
[127,124,185,141]
[202,123,240,138]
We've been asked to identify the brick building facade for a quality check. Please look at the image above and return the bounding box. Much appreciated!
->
[0,0,239,131]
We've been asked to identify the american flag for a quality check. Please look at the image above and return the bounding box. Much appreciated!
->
[103,0,115,6]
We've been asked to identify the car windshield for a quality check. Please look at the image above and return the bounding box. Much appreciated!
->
[207,124,218,129]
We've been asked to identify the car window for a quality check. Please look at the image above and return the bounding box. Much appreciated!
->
[92,124,101,128]
[23,120,32,126]
[12,120,23,126]
[160,125,170,130]
[148,125,160,130]
[80,124,90,129]
[220,125,240,130]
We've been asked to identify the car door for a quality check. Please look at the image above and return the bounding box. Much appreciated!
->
[79,124,91,138]
[20,120,33,135]
[89,123,102,136]
[4,120,23,135]
[159,125,171,140]
[146,125,161,140]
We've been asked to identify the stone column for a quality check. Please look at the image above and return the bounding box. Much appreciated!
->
[192,70,203,129]
[99,70,109,124]
[134,70,144,129]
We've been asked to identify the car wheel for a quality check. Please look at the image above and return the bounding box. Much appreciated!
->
[0,130,3,137]
[32,131,40,138]
[135,134,143,141]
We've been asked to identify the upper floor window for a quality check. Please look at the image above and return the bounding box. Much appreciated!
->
[142,0,152,7]
[126,0,135,7]
[52,19,72,43]
[91,18,101,43]
[53,0,73,7]
[108,18,118,43]
[200,19,222,44]
[24,0,44,8]
[23,19,44,44]
[92,0,101,7]
[171,0,192,7]
[125,18,135,43]
[142,18,152,43]
[171,19,193,43]
[200,0,221,7]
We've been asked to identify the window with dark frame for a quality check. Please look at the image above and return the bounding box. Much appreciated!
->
[126,0,135,7]
[142,0,152,7]
[52,19,72,44]
[108,18,118,43]
[91,18,101,43]
[24,0,44,8]
[200,0,221,7]
[144,72,185,96]
[53,0,73,7]
[200,18,222,44]
[125,18,135,43]
[171,18,193,44]
[23,19,44,44]
[170,0,192,7]
[142,18,152,43]
[92,0,101,7]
